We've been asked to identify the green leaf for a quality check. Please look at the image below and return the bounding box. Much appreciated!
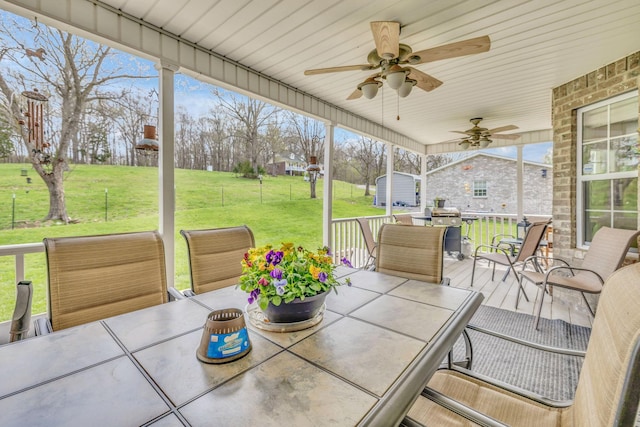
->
[271,295,282,306]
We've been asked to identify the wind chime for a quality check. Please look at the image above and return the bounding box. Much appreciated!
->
[19,88,51,163]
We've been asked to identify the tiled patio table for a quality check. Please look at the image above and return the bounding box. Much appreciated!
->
[0,268,482,427]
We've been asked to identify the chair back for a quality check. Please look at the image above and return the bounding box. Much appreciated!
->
[375,223,445,283]
[181,225,255,294]
[580,226,640,282]
[515,220,550,262]
[43,231,168,331]
[393,214,414,225]
[356,218,376,259]
[570,262,640,426]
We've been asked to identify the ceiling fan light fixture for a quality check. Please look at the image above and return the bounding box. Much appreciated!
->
[358,77,382,99]
[398,78,416,98]
[479,136,492,148]
[459,139,471,150]
[385,65,408,90]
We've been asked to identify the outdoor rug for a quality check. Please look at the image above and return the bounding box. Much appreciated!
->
[449,305,591,401]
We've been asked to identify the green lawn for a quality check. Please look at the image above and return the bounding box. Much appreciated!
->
[0,163,384,321]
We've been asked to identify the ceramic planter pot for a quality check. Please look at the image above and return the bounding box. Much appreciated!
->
[262,291,328,323]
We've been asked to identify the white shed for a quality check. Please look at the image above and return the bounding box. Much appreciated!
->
[374,172,421,207]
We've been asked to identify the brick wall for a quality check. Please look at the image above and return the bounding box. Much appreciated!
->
[552,52,640,264]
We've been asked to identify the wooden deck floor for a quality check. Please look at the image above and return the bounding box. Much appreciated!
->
[444,254,593,328]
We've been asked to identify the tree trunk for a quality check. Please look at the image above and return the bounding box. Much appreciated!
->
[40,163,69,223]
[310,177,317,199]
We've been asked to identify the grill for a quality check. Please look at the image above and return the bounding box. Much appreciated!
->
[423,207,465,260]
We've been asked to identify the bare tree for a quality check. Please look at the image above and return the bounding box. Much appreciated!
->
[0,16,152,222]
[213,90,279,174]
[285,112,325,198]
[350,136,385,196]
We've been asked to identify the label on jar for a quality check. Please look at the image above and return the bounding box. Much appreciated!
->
[206,328,250,359]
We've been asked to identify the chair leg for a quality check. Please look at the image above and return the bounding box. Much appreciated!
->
[470,257,477,287]
[581,292,596,317]
[512,269,529,305]
[535,284,547,330]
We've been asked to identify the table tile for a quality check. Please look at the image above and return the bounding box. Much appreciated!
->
[347,269,408,293]
[326,284,380,315]
[180,351,377,426]
[134,329,282,406]
[0,357,168,426]
[146,414,185,426]
[190,285,248,311]
[289,317,425,396]
[350,294,454,342]
[104,298,210,350]
[247,309,342,348]
[388,280,473,310]
[0,322,122,397]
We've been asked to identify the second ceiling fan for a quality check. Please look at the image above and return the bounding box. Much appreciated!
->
[451,118,520,149]
[304,21,491,100]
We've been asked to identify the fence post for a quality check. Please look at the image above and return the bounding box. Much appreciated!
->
[104,188,108,221]
[12,193,16,229]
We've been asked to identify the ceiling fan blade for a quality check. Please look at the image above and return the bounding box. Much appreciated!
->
[407,68,443,92]
[451,130,473,135]
[491,133,521,140]
[304,64,374,75]
[409,35,491,64]
[346,88,362,100]
[487,125,519,134]
[371,21,400,60]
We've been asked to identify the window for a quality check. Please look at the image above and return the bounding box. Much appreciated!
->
[473,180,487,197]
[577,91,638,246]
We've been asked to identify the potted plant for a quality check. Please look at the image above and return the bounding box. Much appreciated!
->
[434,197,446,208]
[239,243,351,323]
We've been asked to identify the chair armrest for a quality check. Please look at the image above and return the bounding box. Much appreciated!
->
[410,387,510,427]
[544,265,605,283]
[490,233,516,246]
[182,289,197,297]
[473,244,512,257]
[34,317,53,336]
[441,277,451,287]
[167,287,187,301]
[466,324,586,357]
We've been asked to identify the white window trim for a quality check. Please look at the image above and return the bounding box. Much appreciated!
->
[576,90,638,249]
[473,180,487,198]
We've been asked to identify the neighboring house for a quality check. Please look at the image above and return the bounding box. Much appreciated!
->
[266,153,307,176]
[424,153,553,215]
[375,172,421,207]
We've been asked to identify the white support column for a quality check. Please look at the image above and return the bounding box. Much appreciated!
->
[420,154,427,215]
[158,61,178,288]
[385,143,394,217]
[322,122,335,247]
[516,145,524,220]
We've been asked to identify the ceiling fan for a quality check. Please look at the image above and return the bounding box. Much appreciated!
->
[303,21,491,100]
[451,118,520,149]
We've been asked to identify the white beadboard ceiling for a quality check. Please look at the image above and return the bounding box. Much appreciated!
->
[28,1,640,147]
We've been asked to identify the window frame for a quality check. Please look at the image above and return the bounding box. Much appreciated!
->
[472,180,487,198]
[576,90,638,248]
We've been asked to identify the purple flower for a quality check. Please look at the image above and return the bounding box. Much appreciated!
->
[270,268,283,280]
[318,271,328,283]
[273,278,287,295]
[248,288,261,304]
[266,250,284,266]
[341,257,353,268]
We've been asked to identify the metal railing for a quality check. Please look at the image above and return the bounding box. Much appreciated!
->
[330,212,552,267]
[0,242,44,284]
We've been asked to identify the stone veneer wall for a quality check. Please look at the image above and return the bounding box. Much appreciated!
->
[424,154,552,215]
[552,51,640,264]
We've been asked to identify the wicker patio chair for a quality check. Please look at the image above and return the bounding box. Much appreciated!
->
[404,261,640,427]
[355,217,377,270]
[181,225,255,296]
[519,226,640,329]
[37,230,181,334]
[470,220,550,307]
